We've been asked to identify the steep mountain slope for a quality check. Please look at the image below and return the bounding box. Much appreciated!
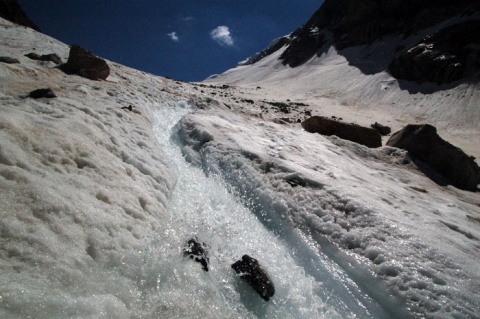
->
[208,1,480,162]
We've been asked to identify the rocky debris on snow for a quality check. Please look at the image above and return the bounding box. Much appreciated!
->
[0,0,40,31]
[65,44,110,80]
[302,116,382,148]
[371,122,391,135]
[387,124,480,191]
[25,52,62,64]
[390,20,480,84]
[231,254,275,302]
[184,237,209,272]
[28,88,57,99]
[0,56,19,64]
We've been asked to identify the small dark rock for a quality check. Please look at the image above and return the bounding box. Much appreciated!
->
[302,116,382,148]
[387,124,480,191]
[25,52,62,64]
[231,254,275,302]
[28,88,56,99]
[184,237,209,272]
[121,105,133,111]
[371,122,391,135]
[0,56,20,64]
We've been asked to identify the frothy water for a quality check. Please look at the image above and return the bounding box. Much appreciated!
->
[142,102,400,318]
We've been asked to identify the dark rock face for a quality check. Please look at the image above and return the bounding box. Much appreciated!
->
[231,255,275,302]
[0,0,40,31]
[371,122,391,136]
[25,52,62,64]
[183,237,209,272]
[302,116,382,148]
[28,88,56,99]
[390,20,480,84]
[66,45,110,80]
[387,124,480,191]
[280,31,326,67]
[0,56,20,64]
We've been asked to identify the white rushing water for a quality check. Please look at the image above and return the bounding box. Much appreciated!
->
[139,102,408,319]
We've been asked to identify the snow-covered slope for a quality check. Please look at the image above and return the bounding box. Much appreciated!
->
[1,15,480,319]
[207,41,480,162]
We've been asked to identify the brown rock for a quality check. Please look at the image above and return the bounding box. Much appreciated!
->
[66,45,110,80]
[387,124,480,191]
[302,116,382,148]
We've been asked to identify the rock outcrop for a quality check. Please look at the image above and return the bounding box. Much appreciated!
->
[387,124,480,191]
[231,255,275,302]
[66,45,110,80]
[0,0,40,31]
[302,116,382,148]
[390,20,480,84]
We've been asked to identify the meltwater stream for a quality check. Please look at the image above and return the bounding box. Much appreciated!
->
[142,102,398,318]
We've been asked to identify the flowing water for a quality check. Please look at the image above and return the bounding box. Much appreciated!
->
[140,102,401,318]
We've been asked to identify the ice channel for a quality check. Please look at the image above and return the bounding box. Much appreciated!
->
[142,101,406,318]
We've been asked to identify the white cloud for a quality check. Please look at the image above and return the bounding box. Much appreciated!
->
[167,32,179,42]
[210,26,234,47]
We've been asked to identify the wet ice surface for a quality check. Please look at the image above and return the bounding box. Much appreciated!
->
[146,104,407,318]
[174,108,480,319]
[1,17,479,319]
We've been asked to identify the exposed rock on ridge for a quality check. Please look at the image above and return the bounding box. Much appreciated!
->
[0,0,40,31]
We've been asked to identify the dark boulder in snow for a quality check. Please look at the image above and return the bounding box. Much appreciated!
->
[28,88,56,99]
[183,237,209,272]
[371,122,391,136]
[66,45,110,80]
[231,254,275,302]
[389,20,480,84]
[387,124,480,191]
[302,116,382,148]
[25,52,62,64]
[0,56,20,64]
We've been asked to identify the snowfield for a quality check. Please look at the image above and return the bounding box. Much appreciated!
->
[1,17,479,318]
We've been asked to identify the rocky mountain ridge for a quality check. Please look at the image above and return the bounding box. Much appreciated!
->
[242,0,480,85]
[0,0,39,31]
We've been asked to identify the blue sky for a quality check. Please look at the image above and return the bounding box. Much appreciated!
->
[17,1,322,82]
